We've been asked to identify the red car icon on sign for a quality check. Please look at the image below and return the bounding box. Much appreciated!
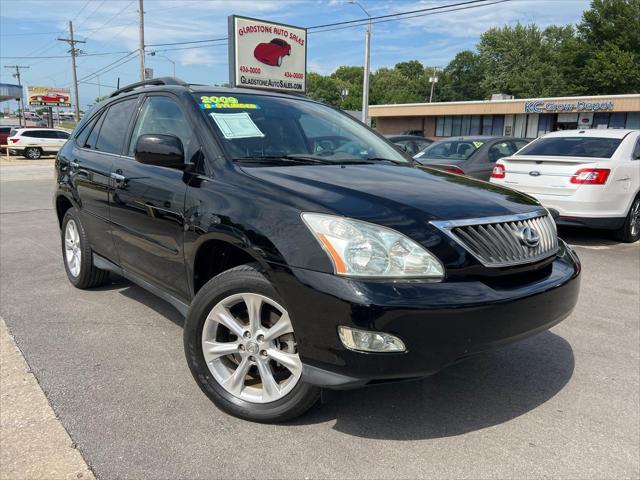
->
[253,38,291,67]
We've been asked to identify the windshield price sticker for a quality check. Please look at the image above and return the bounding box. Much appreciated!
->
[200,96,260,110]
[473,141,484,148]
[210,112,265,139]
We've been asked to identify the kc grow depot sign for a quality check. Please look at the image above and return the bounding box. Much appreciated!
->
[228,15,307,93]
[524,99,614,113]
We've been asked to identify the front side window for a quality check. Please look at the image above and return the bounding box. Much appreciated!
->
[22,131,38,138]
[128,96,192,156]
[415,140,484,161]
[95,98,137,154]
[519,136,623,159]
[196,93,408,165]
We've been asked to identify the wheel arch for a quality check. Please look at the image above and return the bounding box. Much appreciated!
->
[190,234,275,297]
[55,193,76,228]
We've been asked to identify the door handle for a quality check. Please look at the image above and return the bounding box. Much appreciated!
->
[110,172,126,183]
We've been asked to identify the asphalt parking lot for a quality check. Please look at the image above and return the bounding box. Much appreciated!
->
[1,162,638,479]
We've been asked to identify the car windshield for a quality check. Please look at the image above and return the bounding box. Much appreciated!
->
[195,93,409,165]
[415,139,483,160]
[517,136,622,158]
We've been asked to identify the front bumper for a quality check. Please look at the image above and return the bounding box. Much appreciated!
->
[270,240,581,388]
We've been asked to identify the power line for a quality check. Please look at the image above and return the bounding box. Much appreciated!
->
[1,51,134,59]
[310,0,511,34]
[146,36,228,47]
[78,52,137,83]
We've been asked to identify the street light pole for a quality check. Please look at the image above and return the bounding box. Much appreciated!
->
[4,65,28,127]
[349,1,371,126]
[148,51,176,77]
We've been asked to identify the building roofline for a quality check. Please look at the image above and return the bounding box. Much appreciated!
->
[370,93,640,110]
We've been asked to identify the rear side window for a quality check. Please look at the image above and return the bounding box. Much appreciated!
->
[95,98,138,154]
[76,114,101,147]
[55,131,70,139]
[21,131,39,138]
[519,137,622,158]
[85,115,105,150]
[0,127,11,134]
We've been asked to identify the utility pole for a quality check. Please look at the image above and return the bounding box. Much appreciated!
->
[58,21,85,122]
[138,0,146,81]
[4,65,29,127]
[349,1,371,126]
[429,66,438,103]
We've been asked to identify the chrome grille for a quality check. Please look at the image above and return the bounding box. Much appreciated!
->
[431,210,559,267]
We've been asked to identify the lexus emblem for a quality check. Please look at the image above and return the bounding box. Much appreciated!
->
[517,226,540,248]
[529,170,541,177]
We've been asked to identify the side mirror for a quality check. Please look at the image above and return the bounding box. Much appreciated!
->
[134,133,184,169]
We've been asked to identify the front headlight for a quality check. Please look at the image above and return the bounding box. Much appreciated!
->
[301,213,444,279]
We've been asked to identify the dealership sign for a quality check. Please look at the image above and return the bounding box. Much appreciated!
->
[228,15,307,93]
[524,100,614,113]
[27,86,71,107]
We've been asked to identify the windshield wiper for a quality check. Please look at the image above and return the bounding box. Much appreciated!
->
[232,154,334,165]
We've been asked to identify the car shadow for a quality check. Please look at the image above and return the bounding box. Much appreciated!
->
[558,225,621,247]
[291,331,574,440]
[99,274,185,328]
[98,276,574,440]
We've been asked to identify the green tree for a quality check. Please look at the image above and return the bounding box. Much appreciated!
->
[306,72,342,106]
[577,0,640,93]
[395,60,424,79]
[439,50,487,101]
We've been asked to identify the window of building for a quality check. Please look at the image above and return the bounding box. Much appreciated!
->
[593,112,610,129]
[525,114,539,138]
[538,114,554,135]
[609,112,626,129]
[626,112,640,130]
[482,115,493,135]
[435,116,445,136]
[461,115,471,136]
[469,116,482,135]
[443,116,453,137]
[492,115,505,136]
[451,116,462,136]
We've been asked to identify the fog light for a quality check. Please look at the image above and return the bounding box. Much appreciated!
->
[338,326,406,353]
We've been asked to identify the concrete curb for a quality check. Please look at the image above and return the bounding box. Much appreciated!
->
[0,317,95,480]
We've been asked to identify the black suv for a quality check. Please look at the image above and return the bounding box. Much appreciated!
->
[55,78,580,422]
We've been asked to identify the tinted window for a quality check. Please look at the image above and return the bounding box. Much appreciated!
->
[0,127,11,134]
[416,140,484,161]
[128,96,193,156]
[487,142,515,162]
[55,131,70,139]
[519,137,622,158]
[76,114,100,147]
[21,131,39,138]
[95,98,137,154]
[85,115,105,149]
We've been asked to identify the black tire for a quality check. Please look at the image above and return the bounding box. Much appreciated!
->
[184,264,320,423]
[61,209,110,289]
[24,147,42,159]
[614,195,640,243]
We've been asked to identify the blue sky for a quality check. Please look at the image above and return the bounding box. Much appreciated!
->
[1,0,590,109]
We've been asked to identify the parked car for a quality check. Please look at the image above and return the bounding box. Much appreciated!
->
[0,125,20,151]
[7,127,70,159]
[253,38,291,66]
[491,129,640,243]
[385,134,433,156]
[414,136,530,180]
[54,77,580,423]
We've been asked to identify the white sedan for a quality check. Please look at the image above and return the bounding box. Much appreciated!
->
[490,129,640,242]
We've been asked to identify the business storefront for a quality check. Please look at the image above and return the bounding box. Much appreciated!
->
[370,94,640,139]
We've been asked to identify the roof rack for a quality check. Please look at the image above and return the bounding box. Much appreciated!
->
[109,77,188,98]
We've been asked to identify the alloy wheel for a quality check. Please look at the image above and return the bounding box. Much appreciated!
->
[64,219,81,277]
[25,148,41,159]
[201,293,302,403]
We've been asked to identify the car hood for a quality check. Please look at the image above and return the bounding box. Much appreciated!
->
[241,163,540,226]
